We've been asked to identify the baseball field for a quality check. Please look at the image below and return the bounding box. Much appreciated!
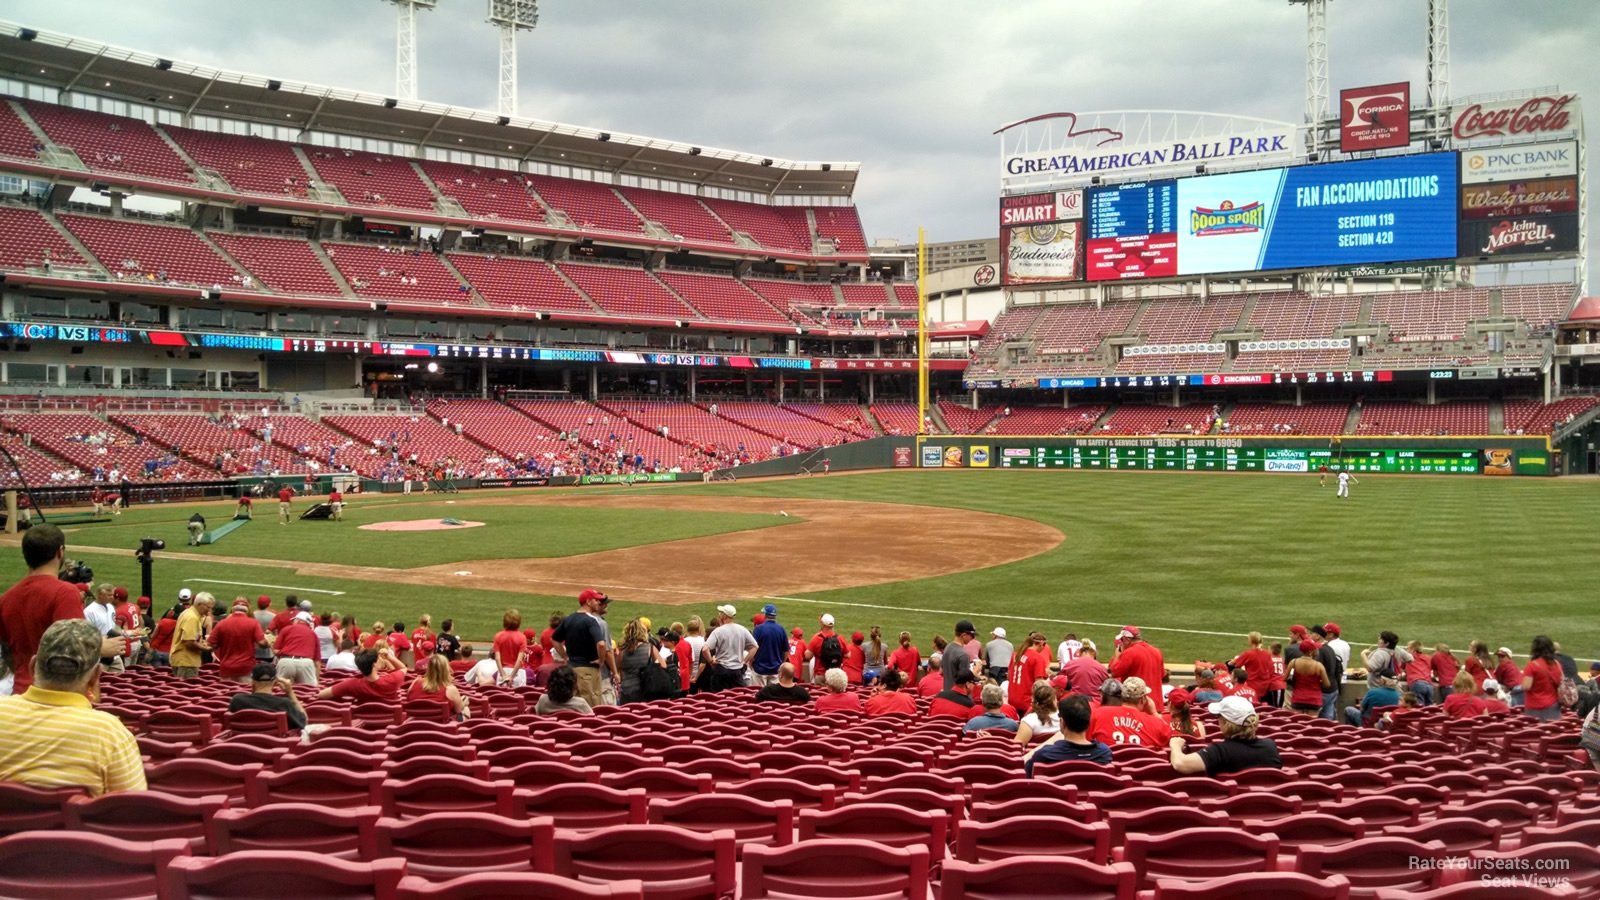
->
[4,469,1596,665]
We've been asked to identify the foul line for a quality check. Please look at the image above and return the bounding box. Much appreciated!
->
[762,595,1288,643]
[201,580,346,596]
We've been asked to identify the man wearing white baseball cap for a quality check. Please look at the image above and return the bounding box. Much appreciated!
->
[984,626,1014,684]
[1168,695,1281,776]
[701,604,756,692]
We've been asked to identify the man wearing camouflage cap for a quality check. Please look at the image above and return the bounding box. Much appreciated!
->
[0,619,145,795]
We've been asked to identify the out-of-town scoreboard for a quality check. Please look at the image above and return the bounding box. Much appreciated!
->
[996,445,1480,473]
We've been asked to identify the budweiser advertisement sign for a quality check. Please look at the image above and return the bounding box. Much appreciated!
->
[1339,82,1412,152]
[1459,178,1578,219]
[1459,215,1578,258]
[1452,94,1580,141]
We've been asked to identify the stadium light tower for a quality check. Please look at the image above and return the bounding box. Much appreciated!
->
[387,0,437,102]
[487,0,539,117]
[1289,0,1330,148]
[1425,0,1451,130]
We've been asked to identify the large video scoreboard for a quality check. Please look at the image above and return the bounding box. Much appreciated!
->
[996,445,1480,474]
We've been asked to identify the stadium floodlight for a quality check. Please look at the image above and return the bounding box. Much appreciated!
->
[487,0,539,117]
[1287,0,1329,137]
[385,0,438,102]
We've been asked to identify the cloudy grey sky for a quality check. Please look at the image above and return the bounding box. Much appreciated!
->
[4,0,1596,257]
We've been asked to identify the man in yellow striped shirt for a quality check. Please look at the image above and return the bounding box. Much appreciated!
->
[0,618,145,795]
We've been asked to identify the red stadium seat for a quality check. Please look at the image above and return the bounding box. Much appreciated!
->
[512,784,648,830]
[1451,843,1600,894]
[1116,827,1278,890]
[1197,792,1300,818]
[672,757,758,782]
[647,795,794,854]
[736,776,839,811]
[142,710,217,745]
[1295,837,1449,895]
[380,775,518,818]
[491,760,603,790]
[183,742,283,767]
[64,791,228,851]
[0,783,82,836]
[740,839,929,900]
[798,804,947,861]
[864,772,964,796]
[549,823,736,900]
[970,779,1079,807]
[839,789,966,840]
[0,832,189,900]
[955,815,1111,864]
[1087,786,1193,814]
[599,768,712,800]
[371,812,552,877]
[250,765,385,806]
[1515,819,1600,849]
[1152,873,1352,899]
[940,855,1138,900]
[1376,883,1579,899]
[1438,798,1544,832]
[1388,817,1506,855]
[396,872,645,899]
[381,756,492,782]
[1254,813,1367,854]
[143,759,263,804]
[1320,796,1421,828]
[763,763,862,793]
[160,852,406,900]
[222,709,289,737]
[208,803,379,858]
[970,796,1098,825]
[1104,806,1213,846]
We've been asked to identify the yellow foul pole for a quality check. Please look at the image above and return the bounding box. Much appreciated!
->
[917,226,929,438]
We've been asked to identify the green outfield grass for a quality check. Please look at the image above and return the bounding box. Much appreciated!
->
[4,470,1596,665]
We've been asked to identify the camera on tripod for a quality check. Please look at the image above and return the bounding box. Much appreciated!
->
[58,559,94,585]
[136,537,165,560]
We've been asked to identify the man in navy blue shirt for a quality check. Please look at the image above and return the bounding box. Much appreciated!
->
[751,603,789,687]
[1023,694,1112,776]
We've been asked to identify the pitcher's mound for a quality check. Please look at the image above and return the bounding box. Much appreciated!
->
[360,519,486,532]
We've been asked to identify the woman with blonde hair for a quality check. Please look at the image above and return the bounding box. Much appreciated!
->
[684,616,707,685]
[363,621,387,650]
[617,617,661,704]
[1168,696,1281,775]
[406,653,468,720]
[1014,681,1061,743]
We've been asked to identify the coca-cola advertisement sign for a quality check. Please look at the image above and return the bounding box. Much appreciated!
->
[1452,94,1580,141]
[1459,215,1577,258]
[1460,178,1577,219]
[1340,82,1411,152]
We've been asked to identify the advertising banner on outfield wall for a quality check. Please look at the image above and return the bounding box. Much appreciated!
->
[1460,178,1578,219]
[894,447,914,468]
[1339,82,1412,152]
[1459,215,1579,258]
[942,446,966,467]
[970,446,991,468]
[921,446,944,468]
[1460,140,1578,184]
[1002,221,1082,284]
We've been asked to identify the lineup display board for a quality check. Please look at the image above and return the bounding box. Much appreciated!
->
[997,445,1480,474]
[1082,152,1459,281]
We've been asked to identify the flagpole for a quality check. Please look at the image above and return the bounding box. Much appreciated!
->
[917,226,929,440]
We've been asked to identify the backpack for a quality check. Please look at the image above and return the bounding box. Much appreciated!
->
[819,634,844,671]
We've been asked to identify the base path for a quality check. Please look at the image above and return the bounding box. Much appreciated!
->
[301,494,1062,604]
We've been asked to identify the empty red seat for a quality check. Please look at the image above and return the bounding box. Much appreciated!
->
[839,788,966,840]
[740,838,929,900]
[513,784,648,830]
[798,803,946,862]
[955,815,1110,864]
[1116,827,1278,890]
[64,791,228,851]
[208,803,379,858]
[969,796,1097,825]
[599,768,712,800]
[160,852,406,900]
[1451,843,1600,895]
[249,765,384,807]
[0,832,189,899]
[396,872,645,899]
[1087,785,1191,814]
[143,710,218,745]
[736,776,838,811]
[183,742,282,767]
[222,709,289,737]
[1254,813,1367,854]
[371,812,551,877]
[1152,873,1352,899]
[1296,837,1448,895]
[490,760,603,790]
[1198,792,1300,818]
[1516,818,1600,848]
[647,795,794,853]
[381,756,491,782]
[549,823,736,900]
[380,775,517,819]
[1389,817,1505,855]
[144,759,263,804]
[1375,882,1579,899]
[1104,806,1212,845]
[0,783,81,836]
[969,779,1078,807]
[1320,796,1420,828]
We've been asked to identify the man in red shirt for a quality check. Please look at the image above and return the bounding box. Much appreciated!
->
[1493,648,1523,705]
[449,645,478,675]
[1228,632,1275,699]
[805,614,839,683]
[1060,640,1109,697]
[112,588,146,663]
[1109,626,1166,712]
[268,596,299,634]
[235,493,253,520]
[211,599,268,682]
[786,627,807,684]
[1431,644,1461,701]
[0,524,118,694]
[274,611,321,685]
[411,616,435,662]
[1088,678,1172,749]
[842,631,866,684]
[918,652,946,697]
[318,646,406,702]
[328,488,344,522]
[277,485,295,524]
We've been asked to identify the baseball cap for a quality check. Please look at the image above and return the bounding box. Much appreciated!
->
[820,614,835,627]
[791,627,804,638]
[1590,661,1600,673]
[136,595,150,607]
[954,619,975,636]
[851,631,864,643]
[1482,678,1502,695]
[1100,677,1124,700]
[112,586,128,601]
[954,668,978,686]
[928,651,942,666]
[1117,625,1140,641]
[716,604,737,618]
[1289,624,1308,637]
[1168,687,1193,707]
[1049,674,1070,692]
[1323,622,1341,636]
[1299,639,1317,654]
[256,596,271,609]
[294,611,314,624]
[752,614,766,626]
[1081,638,1097,653]
[420,641,436,653]
[231,600,249,612]
[34,619,101,683]
[993,627,1007,639]
[1207,695,1256,725]
[578,588,609,605]
[1122,676,1150,701]
[1496,647,1514,657]
[251,662,277,682]
[638,617,651,632]
[298,600,313,611]
[763,603,778,618]
[178,588,193,601]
